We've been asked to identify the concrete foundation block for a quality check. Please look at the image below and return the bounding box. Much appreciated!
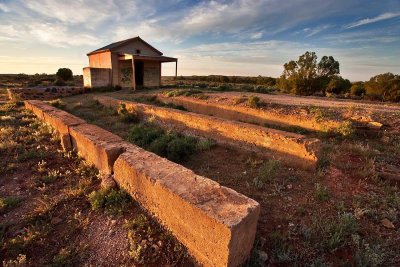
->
[69,124,126,174]
[114,144,260,267]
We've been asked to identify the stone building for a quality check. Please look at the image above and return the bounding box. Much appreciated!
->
[83,36,177,89]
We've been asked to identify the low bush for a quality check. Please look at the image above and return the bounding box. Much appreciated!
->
[127,123,207,163]
[117,103,139,123]
[253,160,281,189]
[247,96,261,108]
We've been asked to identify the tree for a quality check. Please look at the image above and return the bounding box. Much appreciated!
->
[279,51,340,95]
[326,76,351,94]
[365,73,400,101]
[56,68,73,81]
[350,82,365,96]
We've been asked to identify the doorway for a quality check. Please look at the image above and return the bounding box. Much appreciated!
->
[134,61,144,88]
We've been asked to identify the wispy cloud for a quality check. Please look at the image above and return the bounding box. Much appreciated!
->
[346,12,400,29]
[302,25,331,37]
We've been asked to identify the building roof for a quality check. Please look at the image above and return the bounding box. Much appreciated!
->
[87,36,163,56]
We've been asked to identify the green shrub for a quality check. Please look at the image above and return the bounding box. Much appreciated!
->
[88,188,131,215]
[350,82,365,96]
[127,124,164,147]
[127,124,199,163]
[247,96,261,108]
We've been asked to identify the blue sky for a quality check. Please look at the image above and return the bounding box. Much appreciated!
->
[0,0,399,81]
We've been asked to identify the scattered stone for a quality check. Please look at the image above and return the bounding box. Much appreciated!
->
[101,174,117,189]
[286,184,293,190]
[288,222,295,227]
[381,218,395,229]
[256,250,268,263]
[51,217,63,225]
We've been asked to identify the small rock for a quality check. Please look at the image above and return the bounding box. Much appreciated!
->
[101,174,117,189]
[286,184,293,190]
[288,223,295,227]
[256,250,268,262]
[110,220,117,226]
[381,218,395,229]
[157,240,163,247]
[51,217,63,225]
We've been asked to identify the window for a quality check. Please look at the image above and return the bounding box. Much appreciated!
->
[136,49,141,54]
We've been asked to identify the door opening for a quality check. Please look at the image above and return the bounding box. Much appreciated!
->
[134,61,144,88]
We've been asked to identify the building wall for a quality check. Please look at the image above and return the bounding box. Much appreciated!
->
[119,60,133,87]
[114,40,161,57]
[143,61,161,87]
[83,67,111,88]
[88,51,112,68]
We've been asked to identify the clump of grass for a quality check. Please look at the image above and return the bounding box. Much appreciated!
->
[50,247,80,267]
[165,89,204,97]
[2,254,27,267]
[233,96,247,105]
[269,231,296,263]
[314,183,330,202]
[352,235,387,267]
[337,120,355,137]
[117,103,139,123]
[253,160,281,189]
[308,106,332,122]
[39,169,62,184]
[124,214,188,265]
[303,213,358,251]
[247,95,260,108]
[127,123,204,163]
[196,138,216,151]
[88,188,131,216]
[0,196,22,212]
[48,99,65,109]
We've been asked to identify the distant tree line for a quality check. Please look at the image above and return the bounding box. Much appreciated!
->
[278,51,400,102]
[177,75,277,87]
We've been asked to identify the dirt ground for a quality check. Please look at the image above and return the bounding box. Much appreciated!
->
[0,102,194,266]
[57,90,400,266]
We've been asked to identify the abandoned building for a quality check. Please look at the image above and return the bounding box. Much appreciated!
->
[83,36,177,89]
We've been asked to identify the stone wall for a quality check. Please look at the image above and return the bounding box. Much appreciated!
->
[24,100,260,267]
[83,67,112,88]
[94,96,321,170]
[157,95,342,132]
[8,86,87,101]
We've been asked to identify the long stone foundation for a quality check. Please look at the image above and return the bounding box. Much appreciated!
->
[156,95,341,132]
[23,100,260,267]
[94,95,321,170]
[8,86,87,101]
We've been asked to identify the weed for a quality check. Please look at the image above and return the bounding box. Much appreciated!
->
[2,254,27,267]
[48,99,65,109]
[352,235,387,267]
[127,123,164,147]
[117,103,139,123]
[253,160,281,189]
[234,97,247,105]
[314,183,330,201]
[303,213,358,251]
[196,138,216,151]
[88,188,131,216]
[0,196,22,212]
[50,247,80,266]
[269,231,296,263]
[39,169,62,184]
[337,120,355,137]
[247,95,261,108]
[308,106,332,122]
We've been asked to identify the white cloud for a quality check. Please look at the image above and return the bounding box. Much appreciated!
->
[346,12,400,29]
[0,3,10,12]
[303,25,331,37]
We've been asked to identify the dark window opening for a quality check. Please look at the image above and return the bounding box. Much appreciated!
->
[136,49,141,54]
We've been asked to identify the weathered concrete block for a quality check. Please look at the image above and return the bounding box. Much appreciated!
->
[114,144,260,267]
[69,124,126,174]
[94,96,321,170]
[25,100,86,150]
